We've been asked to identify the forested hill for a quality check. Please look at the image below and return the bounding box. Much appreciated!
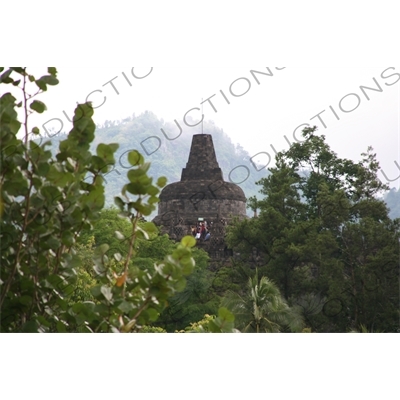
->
[48,111,400,219]
[88,111,269,211]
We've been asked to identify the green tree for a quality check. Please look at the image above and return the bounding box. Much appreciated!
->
[222,270,303,333]
[72,207,216,332]
[0,67,197,333]
[1,67,109,332]
[247,195,260,218]
[155,247,218,332]
[68,236,97,304]
[226,127,399,332]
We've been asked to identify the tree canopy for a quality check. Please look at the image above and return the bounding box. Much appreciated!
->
[222,269,304,333]
[226,127,399,332]
[0,67,201,333]
[1,68,398,334]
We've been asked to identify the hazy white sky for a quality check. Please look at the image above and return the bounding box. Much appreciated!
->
[30,67,400,188]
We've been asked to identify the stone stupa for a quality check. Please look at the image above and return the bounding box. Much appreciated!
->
[153,134,247,257]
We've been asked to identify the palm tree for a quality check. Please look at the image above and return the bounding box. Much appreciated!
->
[221,270,304,333]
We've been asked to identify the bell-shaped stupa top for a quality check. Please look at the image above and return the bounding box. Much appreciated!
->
[158,133,246,203]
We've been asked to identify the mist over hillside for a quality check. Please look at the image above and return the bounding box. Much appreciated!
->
[384,187,400,219]
[46,111,400,220]
[48,111,270,216]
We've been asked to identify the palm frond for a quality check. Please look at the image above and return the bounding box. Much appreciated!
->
[221,269,304,333]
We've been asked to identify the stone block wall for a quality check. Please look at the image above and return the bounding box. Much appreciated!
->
[153,134,248,260]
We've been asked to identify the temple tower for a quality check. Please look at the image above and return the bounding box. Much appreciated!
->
[153,134,247,256]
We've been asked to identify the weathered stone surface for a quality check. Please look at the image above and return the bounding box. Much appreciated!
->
[180,134,223,182]
[153,134,247,258]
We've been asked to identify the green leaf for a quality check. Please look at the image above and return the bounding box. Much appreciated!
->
[207,319,221,333]
[36,75,59,89]
[137,226,149,240]
[100,285,113,302]
[138,204,154,216]
[37,162,50,177]
[108,143,119,153]
[0,69,13,84]
[48,67,57,75]
[142,222,158,234]
[157,177,167,188]
[57,321,68,333]
[181,257,195,275]
[45,237,61,250]
[95,244,109,255]
[141,162,151,173]
[115,231,125,240]
[175,277,187,292]
[74,102,94,121]
[91,285,103,298]
[30,100,47,113]
[44,75,59,85]
[96,143,115,162]
[208,308,236,333]
[148,196,160,204]
[114,196,125,209]
[61,231,74,246]
[83,185,105,210]
[218,307,235,323]
[35,79,47,91]
[46,275,66,291]
[90,156,110,173]
[47,165,74,187]
[181,235,196,248]
[125,183,148,195]
[21,320,39,333]
[36,316,51,328]
[19,295,33,306]
[127,169,146,181]
[145,308,159,322]
[147,185,159,196]
[11,67,25,74]
[118,301,134,313]
[128,150,144,167]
